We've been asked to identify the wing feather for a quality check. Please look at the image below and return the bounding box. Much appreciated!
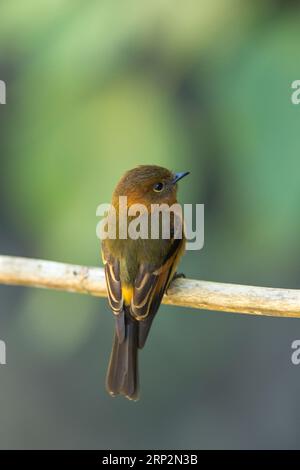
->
[131,238,185,347]
[102,247,125,342]
[102,236,185,349]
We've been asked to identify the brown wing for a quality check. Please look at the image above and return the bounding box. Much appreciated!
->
[101,246,125,342]
[102,236,185,349]
[131,237,185,348]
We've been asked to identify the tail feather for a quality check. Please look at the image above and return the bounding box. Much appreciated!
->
[106,313,139,401]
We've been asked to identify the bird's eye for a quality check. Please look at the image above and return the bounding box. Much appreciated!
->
[153,182,164,192]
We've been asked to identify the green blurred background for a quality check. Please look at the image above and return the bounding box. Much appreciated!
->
[1,0,300,449]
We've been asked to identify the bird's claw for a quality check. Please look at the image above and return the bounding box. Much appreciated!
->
[166,272,186,295]
[172,272,186,281]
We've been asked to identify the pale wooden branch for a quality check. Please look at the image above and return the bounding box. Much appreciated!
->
[0,255,300,317]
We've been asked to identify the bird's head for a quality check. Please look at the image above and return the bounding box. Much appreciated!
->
[112,165,189,209]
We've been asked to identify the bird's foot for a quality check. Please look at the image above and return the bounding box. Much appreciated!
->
[166,272,186,295]
[172,272,186,281]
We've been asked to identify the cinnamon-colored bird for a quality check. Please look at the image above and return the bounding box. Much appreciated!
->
[101,165,189,400]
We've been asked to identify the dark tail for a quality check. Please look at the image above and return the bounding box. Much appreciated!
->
[106,313,139,401]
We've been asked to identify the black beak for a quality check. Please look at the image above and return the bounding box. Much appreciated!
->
[172,171,190,184]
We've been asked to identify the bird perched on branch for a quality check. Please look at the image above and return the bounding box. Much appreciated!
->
[101,165,189,400]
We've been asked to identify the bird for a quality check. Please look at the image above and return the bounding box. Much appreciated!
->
[101,165,189,400]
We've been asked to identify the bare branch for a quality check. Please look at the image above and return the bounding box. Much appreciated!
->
[0,255,300,317]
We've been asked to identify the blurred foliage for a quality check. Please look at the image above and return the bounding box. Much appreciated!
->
[1,0,300,449]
